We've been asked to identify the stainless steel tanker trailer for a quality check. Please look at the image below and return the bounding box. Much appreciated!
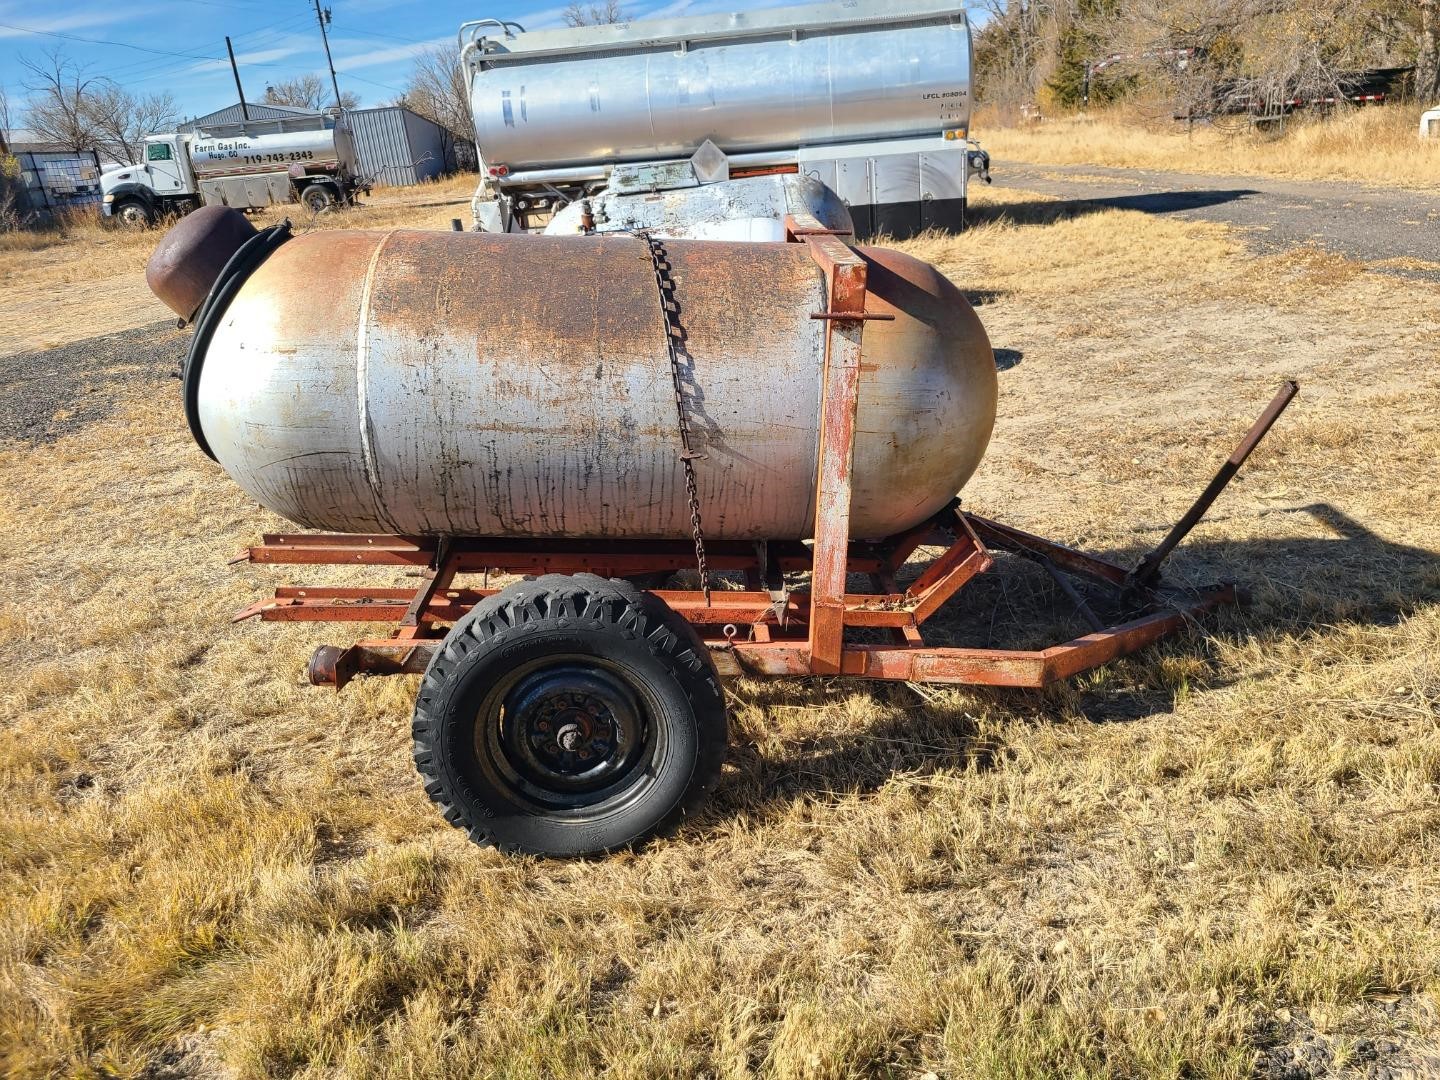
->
[149,205,1296,857]
[461,0,992,240]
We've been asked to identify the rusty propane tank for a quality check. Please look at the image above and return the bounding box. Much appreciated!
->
[151,213,997,540]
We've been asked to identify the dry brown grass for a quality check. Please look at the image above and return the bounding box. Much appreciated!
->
[979,105,1440,190]
[1,182,1438,1078]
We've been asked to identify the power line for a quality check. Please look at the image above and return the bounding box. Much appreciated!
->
[344,71,409,94]
[310,0,343,109]
[332,26,435,46]
[0,19,223,62]
[3,11,427,105]
[100,12,312,75]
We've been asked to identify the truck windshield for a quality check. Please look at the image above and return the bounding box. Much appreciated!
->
[147,143,173,161]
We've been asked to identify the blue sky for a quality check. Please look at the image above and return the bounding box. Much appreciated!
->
[0,0,785,126]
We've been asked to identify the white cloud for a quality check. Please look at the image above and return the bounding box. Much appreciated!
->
[0,8,127,38]
[330,37,449,72]
[187,44,309,73]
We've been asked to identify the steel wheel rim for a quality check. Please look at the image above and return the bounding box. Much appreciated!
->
[478,656,661,814]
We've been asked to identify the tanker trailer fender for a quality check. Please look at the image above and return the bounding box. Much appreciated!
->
[411,574,728,856]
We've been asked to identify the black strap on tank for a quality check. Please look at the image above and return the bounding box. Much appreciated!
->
[182,220,293,461]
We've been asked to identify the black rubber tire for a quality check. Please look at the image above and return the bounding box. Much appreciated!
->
[412,573,727,856]
[113,200,153,229]
[300,184,335,213]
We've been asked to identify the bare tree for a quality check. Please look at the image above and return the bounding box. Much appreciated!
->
[20,48,104,152]
[402,47,477,169]
[974,0,1069,115]
[87,85,178,164]
[263,74,359,111]
[0,87,18,229]
[0,84,12,153]
[563,0,627,26]
[1419,0,1440,102]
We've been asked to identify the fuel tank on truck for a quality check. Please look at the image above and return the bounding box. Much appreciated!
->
[159,219,997,541]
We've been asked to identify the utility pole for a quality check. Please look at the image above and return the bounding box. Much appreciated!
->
[226,36,251,120]
[312,0,343,110]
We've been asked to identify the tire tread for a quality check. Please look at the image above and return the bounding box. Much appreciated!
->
[411,573,725,855]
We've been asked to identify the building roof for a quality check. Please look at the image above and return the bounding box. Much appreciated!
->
[171,102,474,144]
[178,102,325,131]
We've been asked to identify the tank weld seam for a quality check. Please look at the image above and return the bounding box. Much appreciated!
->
[356,231,403,533]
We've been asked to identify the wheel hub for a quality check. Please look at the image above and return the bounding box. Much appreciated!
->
[495,665,647,797]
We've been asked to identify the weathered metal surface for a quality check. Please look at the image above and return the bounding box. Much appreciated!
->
[463,0,972,173]
[544,175,854,242]
[903,511,993,622]
[308,641,433,689]
[803,225,869,674]
[237,534,890,574]
[195,229,996,540]
[725,588,1237,686]
[238,508,1241,692]
[145,205,257,319]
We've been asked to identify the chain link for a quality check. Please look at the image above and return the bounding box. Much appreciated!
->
[636,231,711,605]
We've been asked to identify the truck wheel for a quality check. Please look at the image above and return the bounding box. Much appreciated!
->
[114,200,153,229]
[412,574,727,856]
[300,184,335,213]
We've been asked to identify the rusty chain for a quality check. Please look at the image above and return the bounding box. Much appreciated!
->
[636,231,711,605]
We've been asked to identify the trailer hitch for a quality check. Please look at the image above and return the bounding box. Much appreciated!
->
[1129,380,1299,590]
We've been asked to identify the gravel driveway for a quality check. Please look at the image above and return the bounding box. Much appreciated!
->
[991,161,1440,280]
[0,321,185,444]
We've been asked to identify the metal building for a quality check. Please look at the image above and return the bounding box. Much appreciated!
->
[177,102,321,130]
[178,103,472,186]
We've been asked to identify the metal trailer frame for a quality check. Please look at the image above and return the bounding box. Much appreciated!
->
[231,216,1297,693]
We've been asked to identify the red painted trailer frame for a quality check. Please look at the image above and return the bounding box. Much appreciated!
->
[231,216,1297,694]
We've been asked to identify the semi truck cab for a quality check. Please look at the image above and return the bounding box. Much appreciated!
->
[141,137,192,196]
[102,136,199,227]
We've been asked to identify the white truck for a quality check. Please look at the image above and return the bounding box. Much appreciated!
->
[101,114,367,227]
[460,0,989,241]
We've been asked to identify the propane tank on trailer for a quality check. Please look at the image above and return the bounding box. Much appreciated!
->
[149,206,997,542]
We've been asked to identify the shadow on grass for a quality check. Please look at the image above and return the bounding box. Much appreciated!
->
[708,503,1439,816]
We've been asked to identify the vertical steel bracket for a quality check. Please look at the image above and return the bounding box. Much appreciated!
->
[789,213,872,674]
